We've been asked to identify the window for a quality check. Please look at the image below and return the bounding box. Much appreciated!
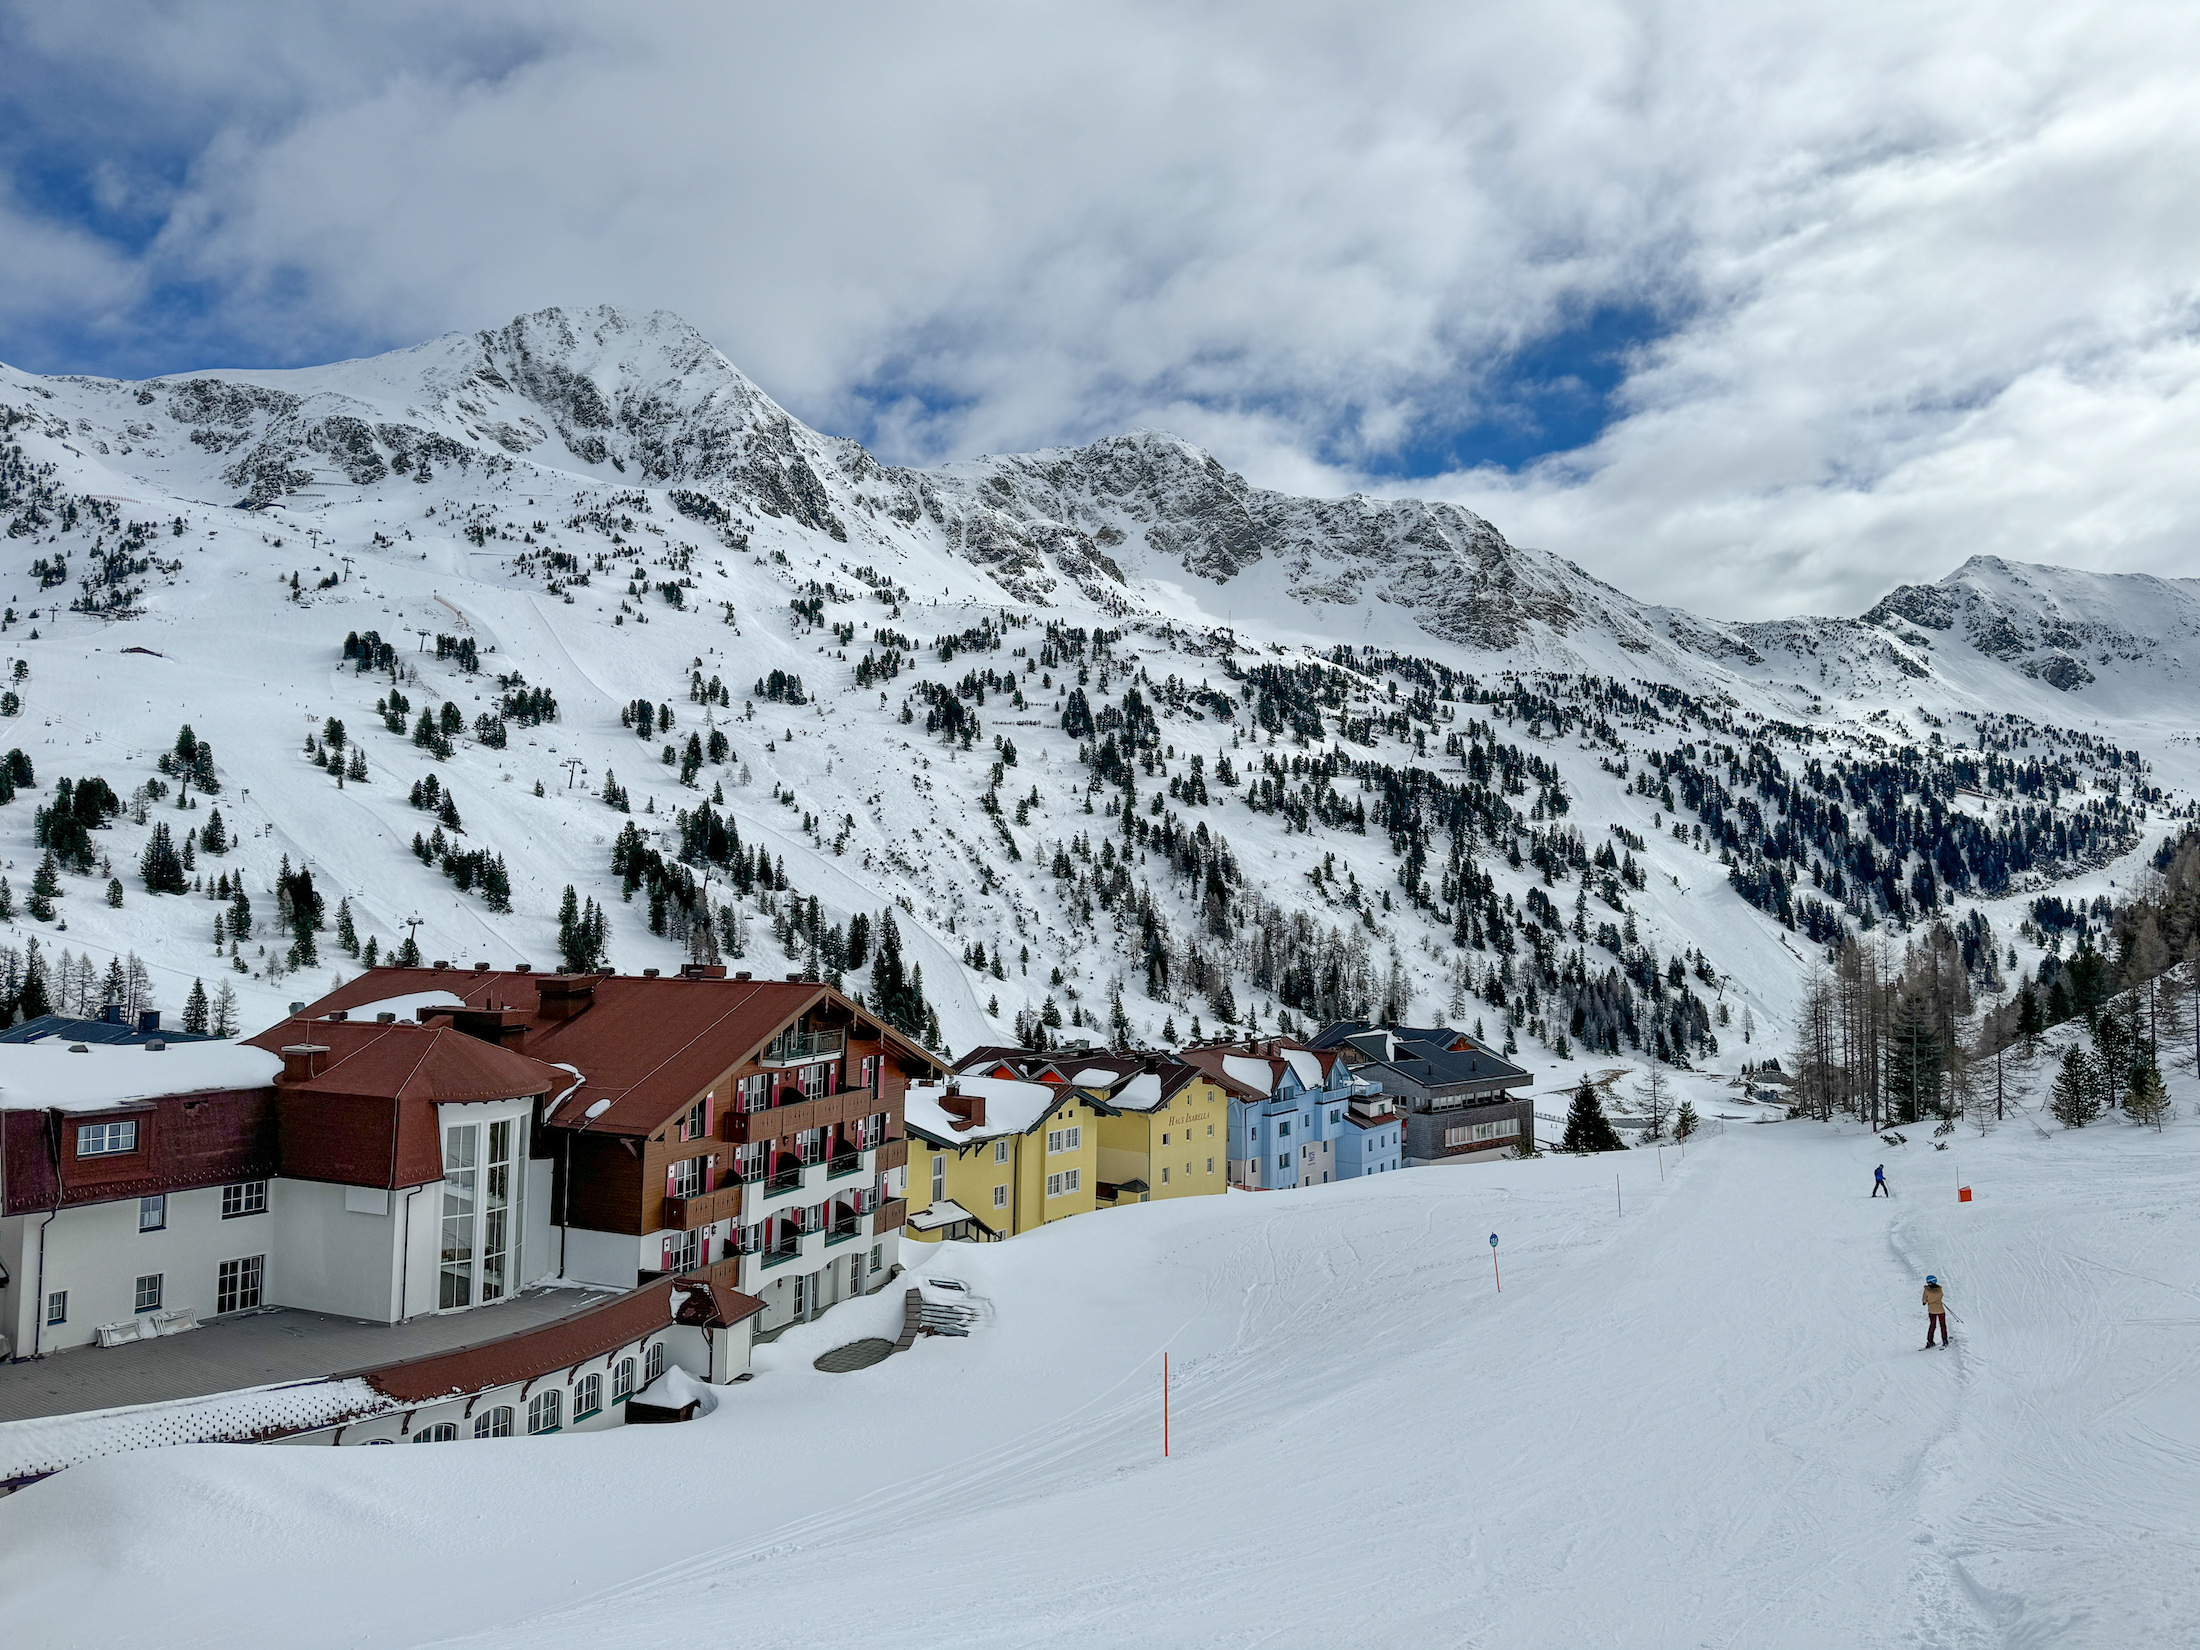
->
[216,1255,264,1314]
[134,1274,163,1313]
[668,1155,705,1199]
[1206,1157,1214,1173]
[645,1342,666,1384]
[575,1374,603,1420]
[77,1119,139,1157]
[473,1406,514,1439]
[801,1062,829,1099]
[1207,1123,1214,1136]
[993,1139,1010,1164]
[1160,1167,1170,1184]
[414,1423,459,1443]
[1330,1110,1340,1124]
[45,1291,66,1326]
[139,1195,166,1232]
[221,1180,268,1218]
[870,1244,882,1274]
[992,1183,1009,1209]
[1161,1132,1170,1146]
[680,1098,708,1140]
[1278,1120,1291,1138]
[737,1073,772,1113]
[527,1389,562,1435]
[1444,1118,1520,1149]
[931,1156,946,1204]
[1045,1168,1081,1198]
[1046,1125,1081,1154]
[663,1227,703,1274]
[613,1358,636,1402]
[860,1055,881,1094]
[1278,1154,1289,1170]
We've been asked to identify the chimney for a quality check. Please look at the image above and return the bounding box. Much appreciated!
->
[432,960,450,971]
[938,1080,985,1130]
[785,972,803,982]
[643,968,660,978]
[733,971,753,981]
[280,1043,330,1082]
[102,1004,123,1025]
[474,961,489,973]
[377,1012,397,1024]
[138,1010,160,1034]
[681,963,728,980]
[536,976,598,1022]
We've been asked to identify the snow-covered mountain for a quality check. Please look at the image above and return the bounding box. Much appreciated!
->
[1,304,2192,1065]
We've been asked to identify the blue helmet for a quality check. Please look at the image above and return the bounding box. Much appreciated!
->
[1925,1275,1938,1285]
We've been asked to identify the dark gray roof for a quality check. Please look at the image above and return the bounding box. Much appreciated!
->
[1309,1021,1476,1052]
[1362,1042,1529,1091]
[0,1011,211,1046]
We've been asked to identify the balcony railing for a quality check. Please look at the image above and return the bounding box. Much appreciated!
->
[761,1029,845,1066]
[824,1153,863,1180]
[759,1166,806,1200]
[874,1197,908,1232]
[825,1224,861,1246]
[759,1243,803,1270]
[874,1138,908,1174]
[660,1184,744,1231]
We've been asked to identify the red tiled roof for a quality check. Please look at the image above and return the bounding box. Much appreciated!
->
[298,968,942,1137]
[354,1271,763,1404]
[246,1018,570,1104]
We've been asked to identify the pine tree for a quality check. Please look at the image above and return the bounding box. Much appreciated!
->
[1674,1099,1700,1141]
[393,932,423,969]
[335,897,359,956]
[105,877,124,907]
[2050,1045,2102,1129]
[182,977,210,1035]
[0,877,13,921]
[211,979,238,1038]
[2123,1059,2169,1130]
[19,938,51,1020]
[361,934,380,968]
[1561,1078,1625,1153]
[28,851,59,921]
[140,822,187,894]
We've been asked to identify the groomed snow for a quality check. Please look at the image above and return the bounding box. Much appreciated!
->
[4,1051,2194,1647]
[0,1040,283,1112]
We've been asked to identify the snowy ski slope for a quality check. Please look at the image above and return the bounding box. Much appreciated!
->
[1,1039,2193,1647]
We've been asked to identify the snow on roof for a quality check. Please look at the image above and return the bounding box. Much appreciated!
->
[0,1040,284,1113]
[1284,1050,1324,1090]
[0,1377,384,1484]
[904,1076,1060,1143]
[327,989,468,1024]
[1071,1067,1121,1088]
[1110,1071,1165,1111]
[1222,1055,1275,1096]
[907,1198,977,1231]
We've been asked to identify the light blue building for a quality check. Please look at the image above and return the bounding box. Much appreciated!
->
[1198,1041,1402,1189]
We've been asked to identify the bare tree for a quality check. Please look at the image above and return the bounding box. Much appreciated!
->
[1637,1063,1672,1139]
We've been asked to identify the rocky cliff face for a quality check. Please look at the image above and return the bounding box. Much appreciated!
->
[13,305,2200,706]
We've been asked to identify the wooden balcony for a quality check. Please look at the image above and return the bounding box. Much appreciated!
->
[874,1198,907,1233]
[874,1138,908,1174]
[722,1088,884,1144]
[659,1183,744,1231]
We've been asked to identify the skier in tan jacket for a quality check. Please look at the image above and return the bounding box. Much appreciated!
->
[1922,1276,1949,1348]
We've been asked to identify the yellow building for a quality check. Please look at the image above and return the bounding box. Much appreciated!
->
[1075,1058,1229,1206]
[902,1075,1099,1242]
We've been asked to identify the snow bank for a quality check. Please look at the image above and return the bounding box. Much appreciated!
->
[0,1378,382,1484]
[0,1040,283,1113]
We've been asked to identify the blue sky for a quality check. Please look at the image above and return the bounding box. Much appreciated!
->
[3,3,2197,620]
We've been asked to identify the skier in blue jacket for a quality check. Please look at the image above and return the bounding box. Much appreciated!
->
[1872,1164,1889,1198]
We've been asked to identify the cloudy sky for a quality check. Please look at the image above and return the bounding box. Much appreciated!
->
[4,1,2197,618]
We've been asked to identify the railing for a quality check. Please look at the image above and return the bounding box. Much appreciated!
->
[759,1166,806,1199]
[874,1198,908,1232]
[721,1089,876,1144]
[824,1153,863,1180]
[660,1184,743,1231]
[759,1243,803,1270]
[824,1225,860,1246]
[874,1138,908,1174]
[761,1029,845,1066]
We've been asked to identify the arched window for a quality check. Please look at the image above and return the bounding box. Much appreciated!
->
[644,1341,666,1384]
[527,1389,562,1435]
[413,1422,459,1443]
[612,1358,636,1403]
[472,1405,514,1439]
[574,1374,603,1421]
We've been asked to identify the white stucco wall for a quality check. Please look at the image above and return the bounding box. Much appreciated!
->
[268,1179,403,1321]
[21,1186,278,1353]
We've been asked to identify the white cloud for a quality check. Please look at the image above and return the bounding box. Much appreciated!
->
[7,1,2200,618]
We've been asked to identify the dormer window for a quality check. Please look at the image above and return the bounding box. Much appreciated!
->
[77,1119,138,1157]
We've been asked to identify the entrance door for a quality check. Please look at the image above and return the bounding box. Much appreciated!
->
[439,1117,520,1310]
